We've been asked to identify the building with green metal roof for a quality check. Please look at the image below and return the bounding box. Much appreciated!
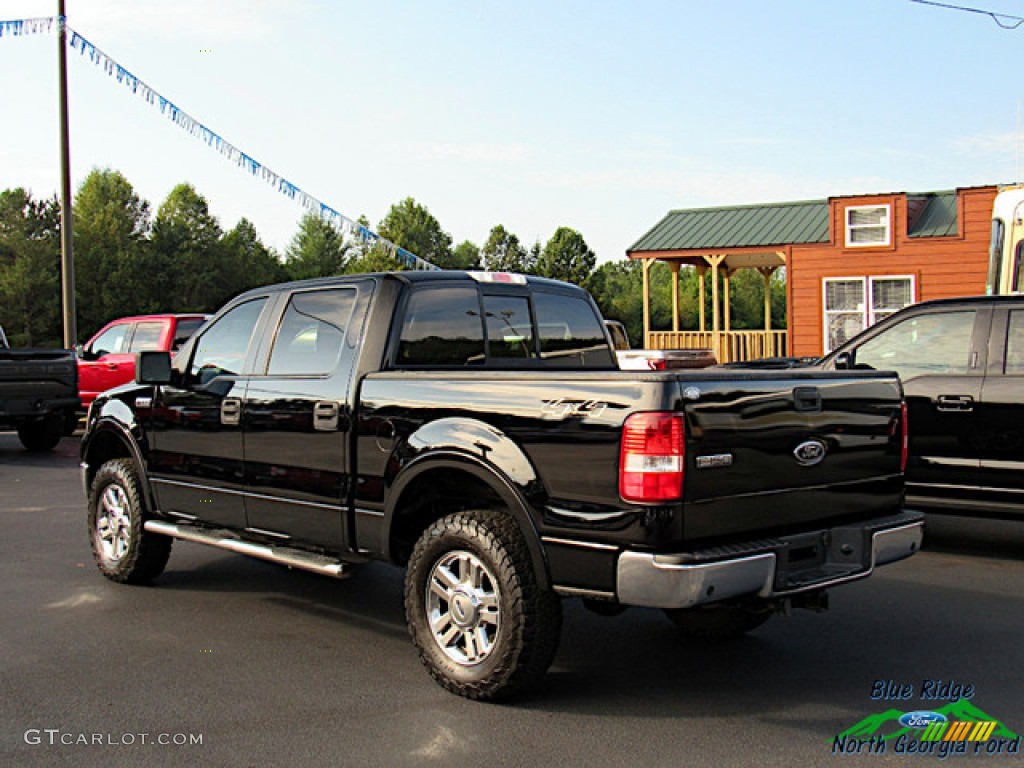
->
[626,186,997,361]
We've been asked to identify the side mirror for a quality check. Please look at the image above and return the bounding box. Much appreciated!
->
[834,351,852,370]
[136,351,172,384]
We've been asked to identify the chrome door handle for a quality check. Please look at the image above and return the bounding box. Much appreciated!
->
[221,397,241,425]
[936,395,974,413]
[314,401,339,431]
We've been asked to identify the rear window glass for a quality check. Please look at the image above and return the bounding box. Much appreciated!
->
[484,295,535,360]
[395,284,614,369]
[397,287,485,366]
[534,292,615,368]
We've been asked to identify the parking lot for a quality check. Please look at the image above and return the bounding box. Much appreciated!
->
[1,431,1022,768]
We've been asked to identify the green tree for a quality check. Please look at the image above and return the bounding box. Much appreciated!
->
[73,168,151,335]
[342,245,408,275]
[219,218,287,297]
[0,188,62,346]
[0,187,60,242]
[537,226,595,286]
[377,197,453,268]
[588,259,787,347]
[142,183,224,312]
[723,268,787,329]
[587,259,653,345]
[284,213,348,280]
[450,240,481,270]
[481,224,531,273]
[527,240,541,275]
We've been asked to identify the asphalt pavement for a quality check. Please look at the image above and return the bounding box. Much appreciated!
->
[1,431,1022,767]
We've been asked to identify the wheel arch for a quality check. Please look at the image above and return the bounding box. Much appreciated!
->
[384,453,551,589]
[81,420,153,508]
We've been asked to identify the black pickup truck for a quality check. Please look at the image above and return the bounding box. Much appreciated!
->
[80,271,921,699]
[820,295,1024,521]
[0,325,79,450]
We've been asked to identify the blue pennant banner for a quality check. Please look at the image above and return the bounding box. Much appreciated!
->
[1,15,436,271]
[0,17,56,37]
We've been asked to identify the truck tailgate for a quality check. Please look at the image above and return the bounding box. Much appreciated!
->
[678,370,904,541]
[0,348,79,414]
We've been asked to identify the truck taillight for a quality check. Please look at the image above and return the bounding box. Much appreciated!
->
[619,412,684,503]
[648,358,667,371]
[900,402,909,474]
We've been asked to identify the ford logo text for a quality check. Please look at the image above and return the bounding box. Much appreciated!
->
[898,711,948,729]
[793,439,827,467]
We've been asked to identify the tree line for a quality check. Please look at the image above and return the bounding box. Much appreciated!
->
[0,167,784,348]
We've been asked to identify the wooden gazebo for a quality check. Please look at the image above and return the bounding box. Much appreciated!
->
[627,200,828,363]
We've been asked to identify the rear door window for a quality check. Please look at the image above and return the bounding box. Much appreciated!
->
[172,318,206,351]
[128,321,165,352]
[267,288,356,376]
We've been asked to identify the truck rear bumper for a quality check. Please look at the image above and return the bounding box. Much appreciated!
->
[616,511,923,610]
[0,396,79,419]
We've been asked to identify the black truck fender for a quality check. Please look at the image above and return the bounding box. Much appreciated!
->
[80,403,154,510]
[381,417,551,589]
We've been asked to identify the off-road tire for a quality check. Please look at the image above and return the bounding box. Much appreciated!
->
[405,509,562,700]
[17,412,64,451]
[88,458,172,584]
[664,601,772,640]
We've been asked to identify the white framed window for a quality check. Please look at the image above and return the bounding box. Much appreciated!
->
[823,275,915,353]
[869,276,914,323]
[845,204,891,247]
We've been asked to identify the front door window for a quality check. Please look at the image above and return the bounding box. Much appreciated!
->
[189,299,267,385]
[853,310,976,380]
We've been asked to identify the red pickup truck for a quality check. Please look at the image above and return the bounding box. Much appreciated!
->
[78,314,207,407]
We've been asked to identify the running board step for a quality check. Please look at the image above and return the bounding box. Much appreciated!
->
[144,520,350,579]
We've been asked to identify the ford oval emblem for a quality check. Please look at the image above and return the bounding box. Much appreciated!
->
[793,439,827,467]
[898,711,948,729]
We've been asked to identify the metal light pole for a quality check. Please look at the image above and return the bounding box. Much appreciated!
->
[57,0,76,347]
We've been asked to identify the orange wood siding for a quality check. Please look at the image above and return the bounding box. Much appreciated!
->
[788,187,996,357]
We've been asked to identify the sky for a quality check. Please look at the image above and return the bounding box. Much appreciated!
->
[2,0,1023,266]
